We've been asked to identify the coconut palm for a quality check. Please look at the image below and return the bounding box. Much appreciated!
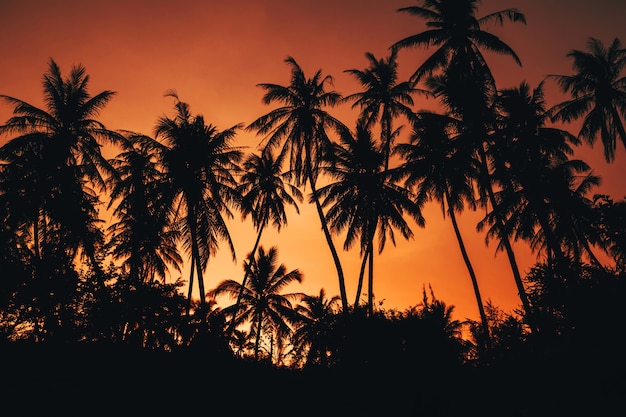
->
[154,91,243,312]
[247,57,351,311]
[549,37,626,163]
[228,150,303,334]
[395,112,493,344]
[0,58,121,283]
[487,82,604,270]
[344,49,422,168]
[292,288,341,368]
[209,245,303,361]
[106,132,182,285]
[317,123,425,315]
[391,0,525,82]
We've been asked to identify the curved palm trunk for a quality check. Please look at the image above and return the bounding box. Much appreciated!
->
[228,224,265,336]
[306,165,349,313]
[444,189,490,347]
[367,239,374,316]
[354,246,369,307]
[478,146,537,333]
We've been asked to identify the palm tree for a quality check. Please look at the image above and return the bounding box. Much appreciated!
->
[395,112,492,344]
[0,58,122,283]
[487,82,604,269]
[229,150,303,334]
[548,37,626,163]
[317,123,425,315]
[209,245,303,361]
[391,0,525,82]
[247,57,351,311]
[344,49,422,168]
[106,132,182,285]
[391,1,529,337]
[154,91,243,312]
[292,288,341,368]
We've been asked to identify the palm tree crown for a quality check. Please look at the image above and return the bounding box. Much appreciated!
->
[549,37,626,162]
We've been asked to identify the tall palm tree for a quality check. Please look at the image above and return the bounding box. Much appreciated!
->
[247,57,351,311]
[106,132,182,285]
[0,58,121,282]
[317,123,425,315]
[344,49,422,168]
[209,245,303,361]
[548,37,626,163]
[395,112,492,344]
[391,1,529,337]
[228,150,303,334]
[391,0,525,82]
[154,91,243,312]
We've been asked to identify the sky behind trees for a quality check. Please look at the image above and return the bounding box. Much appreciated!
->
[1,0,625,321]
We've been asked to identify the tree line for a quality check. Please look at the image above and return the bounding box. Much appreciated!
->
[1,0,625,380]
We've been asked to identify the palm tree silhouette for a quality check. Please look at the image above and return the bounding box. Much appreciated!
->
[548,37,626,163]
[317,123,424,315]
[247,57,351,312]
[391,1,527,342]
[391,0,525,82]
[292,288,341,368]
[106,132,182,285]
[344,49,423,169]
[490,82,604,270]
[209,245,303,361]
[228,150,303,335]
[395,112,492,343]
[154,91,243,312]
[0,58,121,285]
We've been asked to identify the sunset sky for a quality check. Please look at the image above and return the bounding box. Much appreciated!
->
[1,0,626,322]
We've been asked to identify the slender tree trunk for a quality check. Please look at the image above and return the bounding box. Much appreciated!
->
[254,312,263,360]
[367,239,374,316]
[228,225,265,336]
[478,146,537,333]
[306,165,349,313]
[354,247,369,307]
[186,258,195,315]
[445,190,490,347]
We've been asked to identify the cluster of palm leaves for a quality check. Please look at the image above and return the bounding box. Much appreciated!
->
[1,0,626,367]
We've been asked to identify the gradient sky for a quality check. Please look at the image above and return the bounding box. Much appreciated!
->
[1,0,626,322]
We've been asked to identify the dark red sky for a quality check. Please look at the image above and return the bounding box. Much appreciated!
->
[1,0,625,321]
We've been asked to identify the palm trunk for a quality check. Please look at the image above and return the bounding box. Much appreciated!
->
[228,225,265,336]
[478,145,537,333]
[306,164,349,313]
[354,246,369,307]
[367,238,374,316]
[444,189,490,347]
[254,312,263,360]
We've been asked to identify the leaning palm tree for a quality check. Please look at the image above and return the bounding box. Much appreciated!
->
[317,123,425,315]
[548,37,626,163]
[344,49,422,169]
[391,1,528,339]
[209,245,303,361]
[395,112,493,344]
[391,0,526,82]
[228,150,303,334]
[0,58,122,283]
[247,57,351,312]
[154,91,243,312]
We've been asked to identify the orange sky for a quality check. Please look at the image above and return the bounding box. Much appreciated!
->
[1,0,626,322]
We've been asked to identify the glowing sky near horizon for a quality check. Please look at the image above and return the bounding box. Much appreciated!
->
[1,0,625,321]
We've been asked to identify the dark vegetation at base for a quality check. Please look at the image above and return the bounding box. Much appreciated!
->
[3,331,623,417]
